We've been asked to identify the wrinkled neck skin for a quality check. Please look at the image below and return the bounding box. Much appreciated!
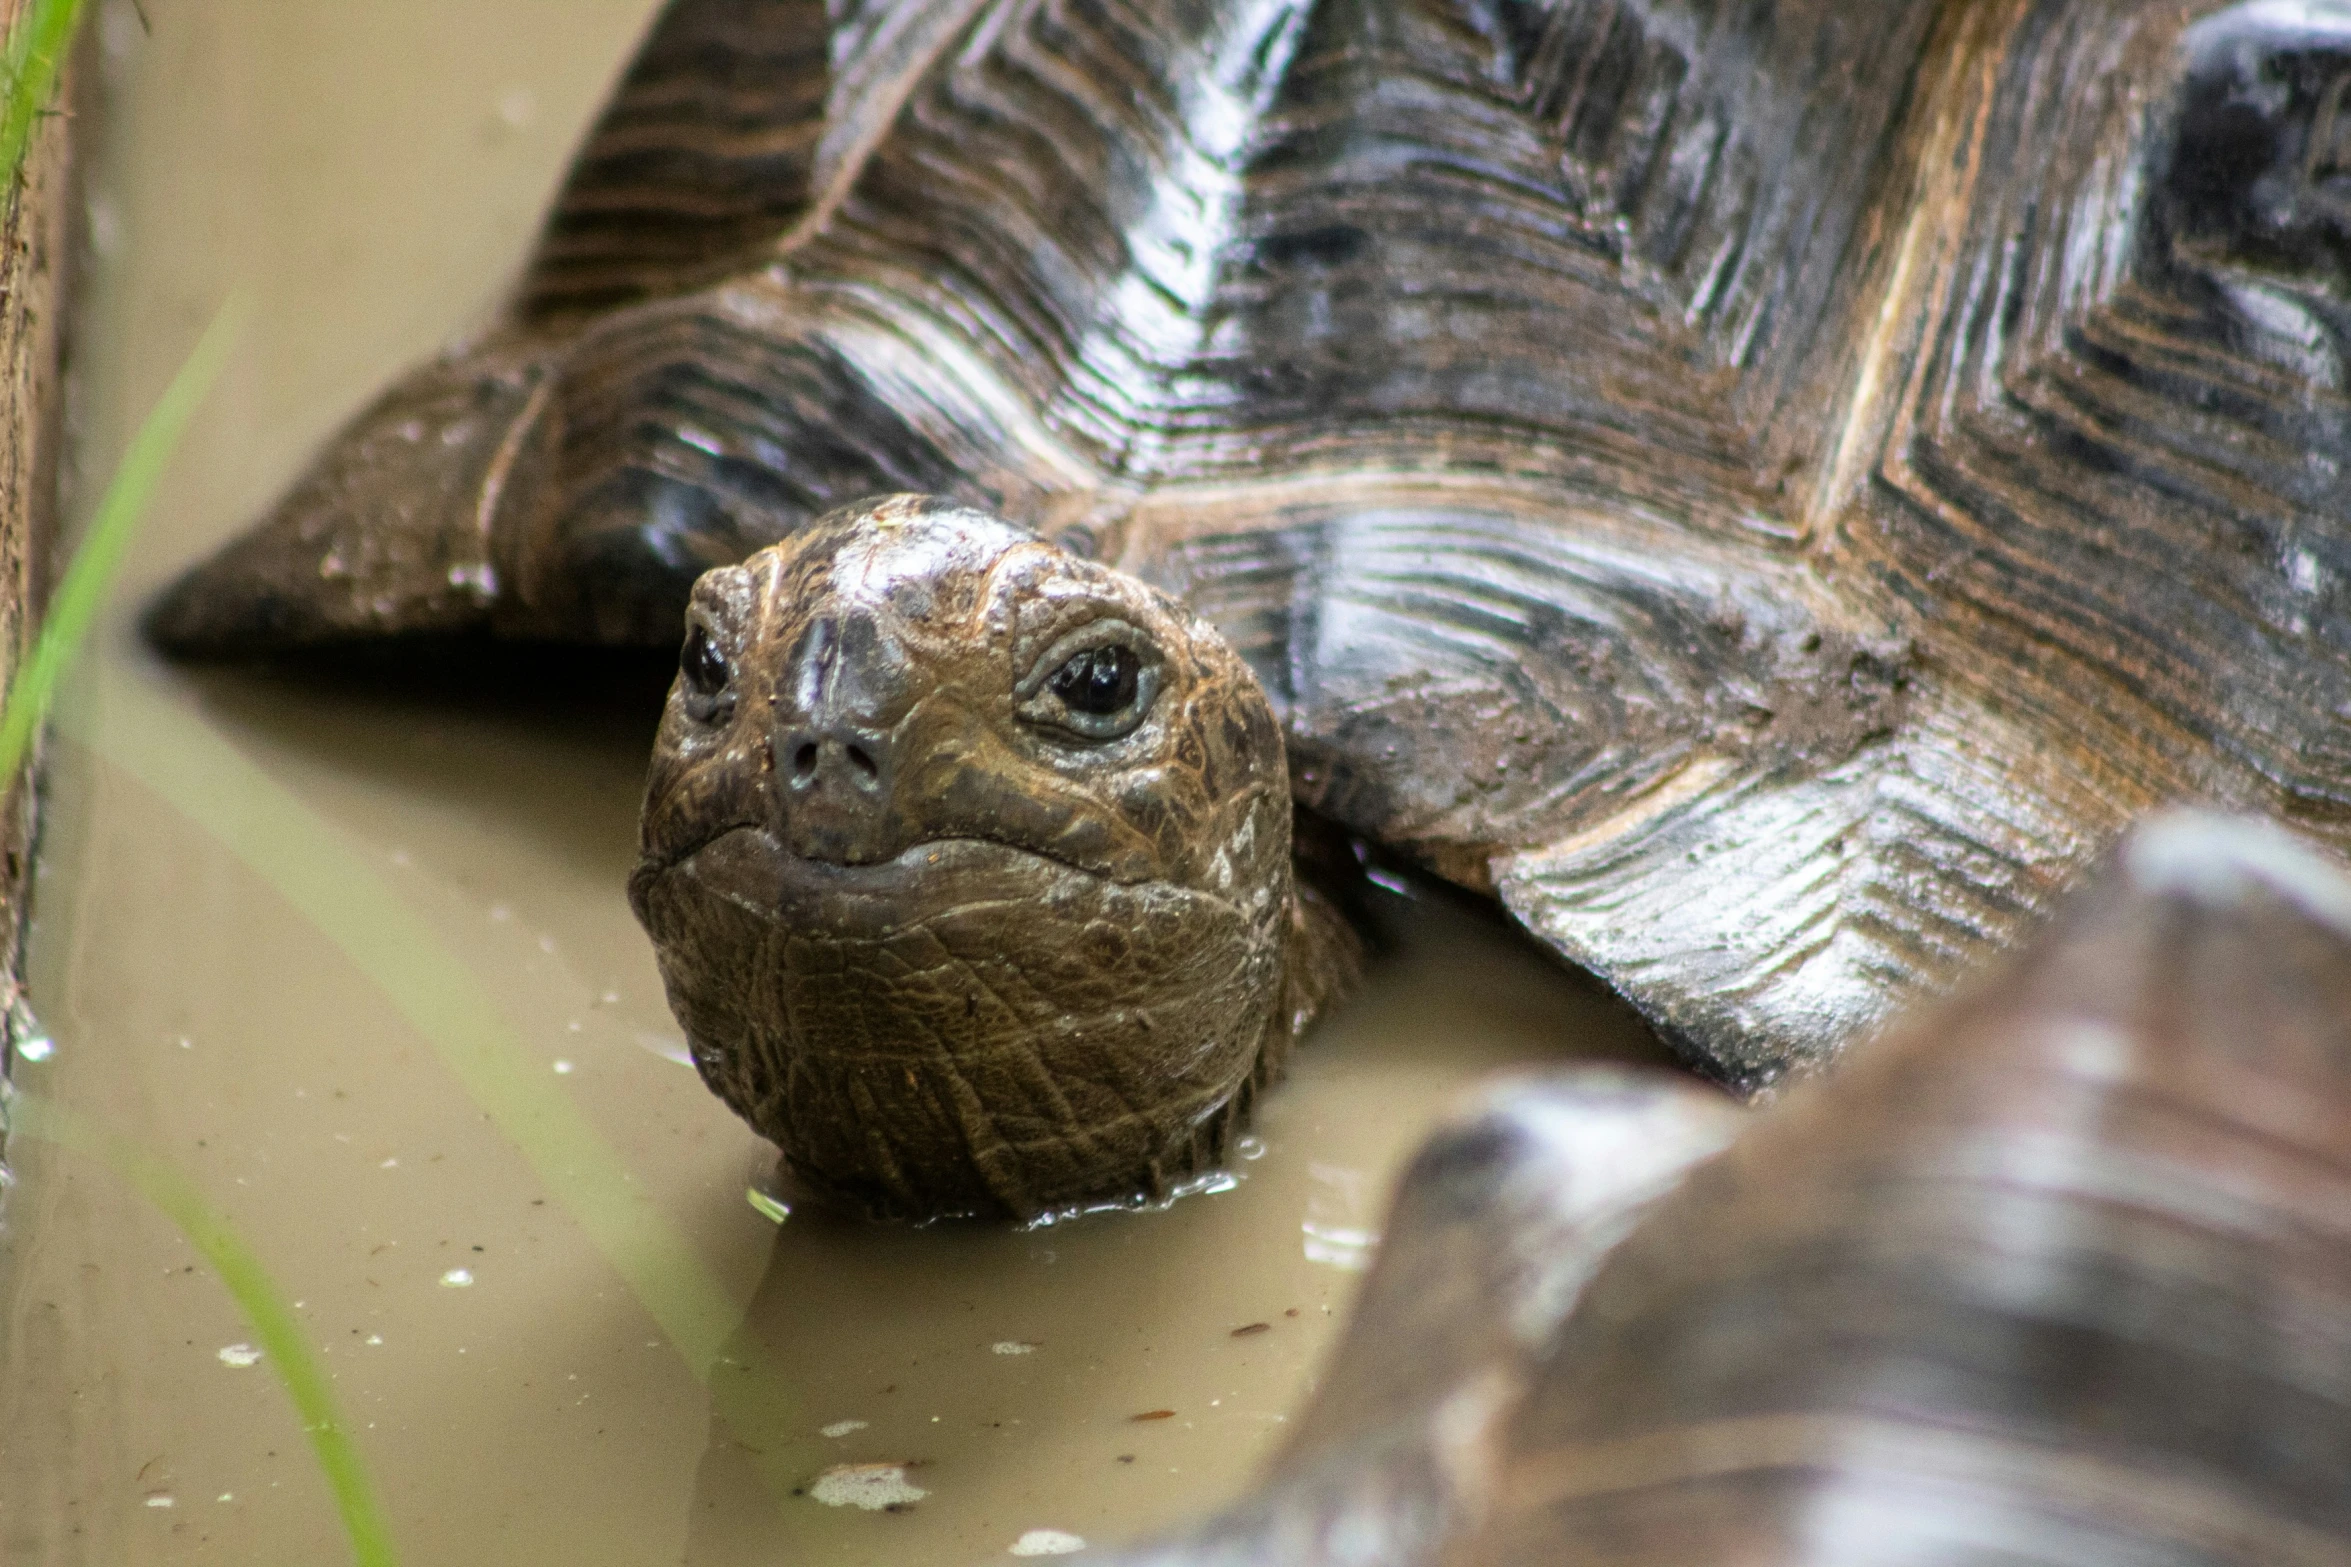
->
[628,495,1328,1222]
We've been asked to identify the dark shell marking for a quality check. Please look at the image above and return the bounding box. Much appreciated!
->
[1096,812,2351,1564]
[151,0,2351,1094]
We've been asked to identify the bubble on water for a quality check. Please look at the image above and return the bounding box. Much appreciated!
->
[365,1334,384,1346]
[1009,1529,1086,1556]
[552,1060,575,1076]
[440,1268,474,1288]
[143,1494,175,1509]
[819,1419,868,1438]
[807,1462,926,1510]
[217,1344,262,1368]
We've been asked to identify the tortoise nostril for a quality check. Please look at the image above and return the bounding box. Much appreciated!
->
[792,742,818,779]
[845,744,878,781]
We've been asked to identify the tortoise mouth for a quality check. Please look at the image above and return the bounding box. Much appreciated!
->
[626,822,1290,1223]
[634,824,1114,937]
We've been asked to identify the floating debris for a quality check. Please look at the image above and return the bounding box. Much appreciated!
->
[990,1340,1039,1356]
[1009,1528,1086,1556]
[806,1462,926,1511]
[819,1419,869,1438]
[1129,1409,1175,1422]
[1230,1322,1270,1337]
[216,1343,262,1368]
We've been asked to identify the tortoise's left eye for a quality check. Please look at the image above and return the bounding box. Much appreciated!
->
[1050,644,1141,715]
[680,624,733,723]
[1018,619,1161,741]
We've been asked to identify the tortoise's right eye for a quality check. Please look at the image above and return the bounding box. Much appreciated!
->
[680,624,733,723]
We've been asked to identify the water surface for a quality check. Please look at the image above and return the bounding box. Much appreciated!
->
[0,3,1667,1561]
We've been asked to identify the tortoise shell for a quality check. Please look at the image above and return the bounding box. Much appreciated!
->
[147,0,2351,1088]
[1092,811,2351,1563]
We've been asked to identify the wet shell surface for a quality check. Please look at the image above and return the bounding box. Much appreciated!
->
[149,0,2351,1088]
[1098,810,2351,1564]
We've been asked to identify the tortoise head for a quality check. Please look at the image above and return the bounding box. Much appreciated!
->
[627,495,1296,1222]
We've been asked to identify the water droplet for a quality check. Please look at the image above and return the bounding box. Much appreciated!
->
[6,994,47,1062]
[217,1344,262,1368]
[1009,1529,1087,1556]
[495,84,536,129]
[440,1268,474,1288]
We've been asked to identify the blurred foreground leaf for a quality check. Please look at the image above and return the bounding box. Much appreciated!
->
[10,1091,401,1567]
[0,0,86,193]
[0,295,245,780]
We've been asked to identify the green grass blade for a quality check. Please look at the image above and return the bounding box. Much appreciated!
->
[0,0,87,191]
[0,294,246,781]
[8,1090,399,1567]
[56,665,814,1500]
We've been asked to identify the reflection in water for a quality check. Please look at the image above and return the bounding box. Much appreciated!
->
[1300,1163,1378,1272]
[0,2,1675,1563]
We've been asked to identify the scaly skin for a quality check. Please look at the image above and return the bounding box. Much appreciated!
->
[628,495,1347,1221]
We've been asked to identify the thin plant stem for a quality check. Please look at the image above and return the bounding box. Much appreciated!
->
[0,295,245,782]
[8,1091,400,1567]
[57,666,814,1500]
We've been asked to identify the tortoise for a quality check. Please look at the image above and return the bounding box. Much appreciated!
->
[1093,810,2351,1564]
[147,0,2351,1217]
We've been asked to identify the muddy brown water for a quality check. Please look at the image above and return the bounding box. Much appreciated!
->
[0,2,1672,1562]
